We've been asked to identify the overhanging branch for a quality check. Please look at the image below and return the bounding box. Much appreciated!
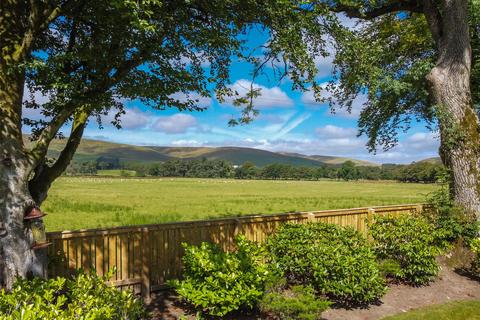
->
[27,102,77,166]
[28,107,89,204]
[329,0,423,20]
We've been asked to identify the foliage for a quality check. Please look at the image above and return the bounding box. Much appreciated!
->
[324,3,480,152]
[170,236,275,317]
[330,12,435,152]
[259,284,331,320]
[377,259,402,279]
[0,272,146,320]
[120,159,444,183]
[338,161,360,181]
[470,238,480,276]
[65,161,97,176]
[369,215,440,285]
[267,223,386,305]
[148,159,234,179]
[425,175,480,247]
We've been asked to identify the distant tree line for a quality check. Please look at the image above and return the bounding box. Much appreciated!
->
[232,160,444,183]
[66,157,444,183]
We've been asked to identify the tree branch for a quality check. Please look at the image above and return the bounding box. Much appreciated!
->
[28,107,89,204]
[329,0,423,20]
[26,102,77,166]
[16,0,84,62]
[423,0,443,45]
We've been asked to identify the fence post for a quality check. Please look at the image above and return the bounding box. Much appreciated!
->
[366,208,375,236]
[141,229,151,302]
[233,219,243,236]
[415,204,423,214]
[307,212,316,223]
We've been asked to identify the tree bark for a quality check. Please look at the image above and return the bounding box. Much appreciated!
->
[0,66,47,289]
[424,0,480,219]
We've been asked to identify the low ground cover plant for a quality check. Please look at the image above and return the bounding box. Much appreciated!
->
[470,238,480,276]
[259,283,331,320]
[267,222,386,305]
[170,235,274,317]
[370,215,439,285]
[0,272,146,320]
[426,182,480,248]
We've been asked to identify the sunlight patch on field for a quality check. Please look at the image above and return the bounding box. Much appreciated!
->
[42,177,438,231]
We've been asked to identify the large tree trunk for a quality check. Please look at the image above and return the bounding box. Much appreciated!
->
[0,63,47,289]
[425,0,480,219]
[0,156,47,289]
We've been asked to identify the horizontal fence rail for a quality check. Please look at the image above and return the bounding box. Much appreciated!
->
[47,203,426,299]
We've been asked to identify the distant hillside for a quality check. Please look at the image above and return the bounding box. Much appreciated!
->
[39,137,378,167]
[45,138,172,163]
[417,157,442,164]
[280,152,380,167]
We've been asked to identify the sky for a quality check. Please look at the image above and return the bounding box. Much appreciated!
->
[25,19,440,165]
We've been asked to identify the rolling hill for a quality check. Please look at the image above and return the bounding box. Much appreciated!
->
[280,152,379,167]
[417,157,442,164]
[37,137,379,167]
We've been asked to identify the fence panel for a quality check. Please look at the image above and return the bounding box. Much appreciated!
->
[47,203,425,298]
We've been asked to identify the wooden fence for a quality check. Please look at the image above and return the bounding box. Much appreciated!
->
[46,203,426,299]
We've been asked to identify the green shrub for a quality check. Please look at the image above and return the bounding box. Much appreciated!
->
[426,177,479,247]
[377,259,402,279]
[470,238,480,276]
[259,285,331,320]
[0,271,146,320]
[370,215,439,285]
[170,235,274,317]
[267,223,386,305]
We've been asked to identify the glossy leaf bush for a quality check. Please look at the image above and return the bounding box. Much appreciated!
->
[170,235,274,316]
[0,272,146,320]
[370,215,439,285]
[267,223,386,305]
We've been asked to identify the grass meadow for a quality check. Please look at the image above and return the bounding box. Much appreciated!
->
[42,177,438,231]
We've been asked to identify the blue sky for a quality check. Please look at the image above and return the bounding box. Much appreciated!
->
[26,22,439,164]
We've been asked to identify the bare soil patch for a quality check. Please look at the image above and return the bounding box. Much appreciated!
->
[323,266,480,320]
[147,266,480,320]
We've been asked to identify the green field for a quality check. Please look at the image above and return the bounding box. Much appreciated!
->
[96,169,137,176]
[382,300,480,320]
[42,177,438,231]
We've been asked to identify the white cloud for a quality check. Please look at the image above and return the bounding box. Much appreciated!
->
[301,84,332,106]
[301,86,367,119]
[178,52,211,67]
[272,113,311,139]
[336,13,361,30]
[22,85,51,121]
[316,125,357,139]
[121,109,150,129]
[152,113,197,134]
[169,91,213,109]
[198,128,439,164]
[101,108,150,130]
[405,131,439,151]
[171,139,203,146]
[223,79,294,109]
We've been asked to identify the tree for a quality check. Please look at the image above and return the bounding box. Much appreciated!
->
[338,160,359,181]
[0,0,322,287]
[235,161,258,179]
[299,1,480,219]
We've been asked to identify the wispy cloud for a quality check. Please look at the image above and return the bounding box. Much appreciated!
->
[272,112,311,139]
[222,79,294,109]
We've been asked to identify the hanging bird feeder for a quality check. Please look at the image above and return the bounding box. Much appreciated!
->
[24,206,51,249]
